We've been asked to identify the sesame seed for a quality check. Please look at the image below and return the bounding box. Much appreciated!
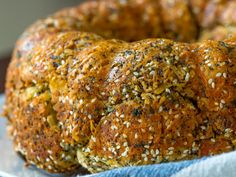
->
[149,127,154,131]
[115,112,119,117]
[200,126,206,130]
[225,128,233,133]
[85,85,90,91]
[185,73,190,81]
[138,119,142,123]
[123,134,127,138]
[44,66,48,70]
[173,79,178,84]
[91,98,96,103]
[174,114,180,118]
[212,82,215,88]
[122,142,127,147]
[183,149,189,154]
[150,149,154,155]
[115,118,120,122]
[166,88,171,93]
[205,59,210,63]
[223,73,227,78]
[200,135,205,139]
[84,147,91,153]
[175,104,179,108]
[111,125,118,130]
[123,121,131,128]
[91,136,96,142]
[158,106,163,113]
[150,70,155,75]
[110,147,115,153]
[208,78,213,84]
[141,128,146,133]
[120,114,124,118]
[29,103,34,108]
[221,99,225,104]
[69,99,73,104]
[133,72,139,76]
[121,150,128,157]
[135,133,138,139]
[220,103,224,109]
[216,73,222,77]
[141,154,147,158]
[112,90,116,95]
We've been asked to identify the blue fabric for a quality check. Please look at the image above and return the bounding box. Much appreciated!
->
[85,159,203,177]
[81,150,236,177]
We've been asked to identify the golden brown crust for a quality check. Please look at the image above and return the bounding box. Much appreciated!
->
[4,0,236,174]
[55,0,199,42]
[54,0,163,42]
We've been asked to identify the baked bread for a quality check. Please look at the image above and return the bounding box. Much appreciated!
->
[4,0,236,174]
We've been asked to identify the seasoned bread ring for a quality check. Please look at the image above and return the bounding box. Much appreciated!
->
[4,0,236,174]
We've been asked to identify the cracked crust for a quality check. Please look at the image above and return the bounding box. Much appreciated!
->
[4,0,236,174]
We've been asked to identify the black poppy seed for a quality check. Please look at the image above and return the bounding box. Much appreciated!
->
[132,108,142,117]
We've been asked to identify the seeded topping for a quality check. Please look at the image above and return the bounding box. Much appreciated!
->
[3,0,236,174]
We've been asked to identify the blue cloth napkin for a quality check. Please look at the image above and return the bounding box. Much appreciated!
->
[81,150,236,177]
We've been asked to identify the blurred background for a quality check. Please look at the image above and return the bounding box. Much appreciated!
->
[0,0,84,93]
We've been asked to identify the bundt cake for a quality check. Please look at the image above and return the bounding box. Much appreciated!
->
[3,0,236,174]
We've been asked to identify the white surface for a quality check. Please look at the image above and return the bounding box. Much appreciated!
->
[172,151,236,177]
[0,0,82,56]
